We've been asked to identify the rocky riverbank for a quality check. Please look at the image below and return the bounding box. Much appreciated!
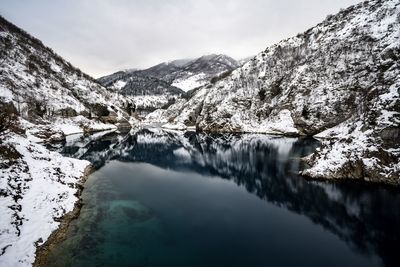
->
[33,165,94,267]
[0,121,94,267]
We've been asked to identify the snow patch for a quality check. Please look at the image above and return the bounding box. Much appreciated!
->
[172,73,207,92]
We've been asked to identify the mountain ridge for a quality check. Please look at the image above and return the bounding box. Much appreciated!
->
[98,54,240,93]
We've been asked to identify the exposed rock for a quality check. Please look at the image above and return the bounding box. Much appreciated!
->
[380,126,400,146]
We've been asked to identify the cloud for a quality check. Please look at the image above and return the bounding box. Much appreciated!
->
[1,0,361,77]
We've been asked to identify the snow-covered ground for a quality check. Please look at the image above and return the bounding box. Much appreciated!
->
[53,116,117,136]
[0,111,122,266]
[0,131,90,267]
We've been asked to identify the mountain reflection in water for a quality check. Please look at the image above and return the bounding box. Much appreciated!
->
[53,128,399,267]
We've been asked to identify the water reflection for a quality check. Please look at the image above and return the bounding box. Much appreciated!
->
[58,128,399,267]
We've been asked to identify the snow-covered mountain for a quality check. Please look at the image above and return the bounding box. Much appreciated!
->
[148,0,400,184]
[0,16,132,125]
[99,54,239,93]
[170,54,240,92]
[98,54,240,113]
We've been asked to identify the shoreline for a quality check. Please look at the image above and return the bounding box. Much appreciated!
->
[33,164,95,267]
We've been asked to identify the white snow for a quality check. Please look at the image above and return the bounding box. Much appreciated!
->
[143,0,400,183]
[54,116,117,136]
[127,95,171,111]
[0,133,90,267]
[172,73,207,92]
[0,86,14,102]
[49,61,61,73]
[112,80,127,90]
[0,13,137,267]
[239,109,299,135]
[57,123,83,136]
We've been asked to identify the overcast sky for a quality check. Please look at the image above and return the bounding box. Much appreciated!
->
[1,0,361,78]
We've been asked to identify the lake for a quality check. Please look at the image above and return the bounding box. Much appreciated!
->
[44,128,400,267]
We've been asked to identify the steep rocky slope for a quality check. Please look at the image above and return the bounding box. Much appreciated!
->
[0,16,132,134]
[150,0,400,184]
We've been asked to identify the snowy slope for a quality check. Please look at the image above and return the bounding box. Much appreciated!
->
[0,16,131,131]
[170,54,240,92]
[151,0,400,184]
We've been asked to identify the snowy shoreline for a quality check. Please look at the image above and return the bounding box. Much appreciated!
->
[0,128,97,267]
[33,164,94,267]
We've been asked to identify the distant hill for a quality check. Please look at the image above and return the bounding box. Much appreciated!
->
[98,54,240,94]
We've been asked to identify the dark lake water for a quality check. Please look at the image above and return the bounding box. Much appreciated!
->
[45,128,400,267]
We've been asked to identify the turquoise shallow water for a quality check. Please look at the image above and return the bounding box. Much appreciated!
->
[46,129,400,267]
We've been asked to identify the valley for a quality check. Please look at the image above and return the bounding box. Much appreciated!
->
[0,0,399,266]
